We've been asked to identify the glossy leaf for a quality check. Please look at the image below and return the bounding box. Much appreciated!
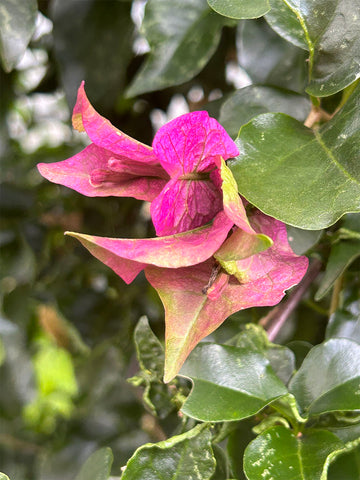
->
[265,0,307,49]
[74,447,113,480]
[315,240,360,300]
[219,86,311,139]
[316,215,360,299]
[289,339,360,416]
[244,426,346,480]
[126,0,232,97]
[121,424,216,480]
[234,324,295,384]
[230,84,360,229]
[207,0,270,19]
[237,20,308,93]
[180,343,288,422]
[281,0,360,96]
[52,0,134,108]
[0,0,37,72]
[326,301,360,343]
[328,446,360,480]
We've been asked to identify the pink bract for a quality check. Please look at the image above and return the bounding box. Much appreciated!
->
[37,82,239,236]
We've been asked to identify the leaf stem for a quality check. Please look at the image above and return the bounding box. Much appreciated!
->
[304,105,332,128]
[329,274,343,316]
[260,258,322,342]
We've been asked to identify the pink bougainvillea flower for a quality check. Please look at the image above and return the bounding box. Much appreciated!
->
[37,82,239,236]
[63,161,308,382]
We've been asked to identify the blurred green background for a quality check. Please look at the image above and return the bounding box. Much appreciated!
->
[1,1,350,478]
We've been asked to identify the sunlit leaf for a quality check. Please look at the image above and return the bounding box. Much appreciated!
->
[230,84,360,229]
[121,424,215,480]
[180,343,287,422]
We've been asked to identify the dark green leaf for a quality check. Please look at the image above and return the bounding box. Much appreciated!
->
[289,339,360,416]
[227,419,256,480]
[237,20,308,93]
[280,0,360,96]
[0,0,37,72]
[230,84,360,229]
[51,0,134,109]
[244,426,346,480]
[74,447,113,480]
[134,316,164,379]
[315,240,360,300]
[126,0,232,97]
[286,226,323,255]
[287,341,313,370]
[211,444,231,480]
[121,424,216,480]
[233,324,295,384]
[180,343,288,422]
[326,301,360,343]
[328,446,360,480]
[265,0,307,49]
[207,0,270,19]
[219,86,311,139]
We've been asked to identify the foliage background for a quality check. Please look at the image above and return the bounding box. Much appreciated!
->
[0,0,359,479]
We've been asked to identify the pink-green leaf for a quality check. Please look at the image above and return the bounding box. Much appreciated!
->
[65,211,234,284]
[146,211,308,382]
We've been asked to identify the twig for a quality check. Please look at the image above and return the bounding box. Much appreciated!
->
[304,105,332,128]
[329,274,343,316]
[261,258,323,342]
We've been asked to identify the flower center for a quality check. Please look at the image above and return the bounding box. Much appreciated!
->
[178,172,211,181]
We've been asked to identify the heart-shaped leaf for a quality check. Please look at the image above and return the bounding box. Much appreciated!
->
[180,343,288,422]
[121,424,215,480]
[208,0,270,19]
[289,339,360,416]
[244,425,349,480]
[230,84,360,230]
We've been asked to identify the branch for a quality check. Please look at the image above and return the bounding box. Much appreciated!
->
[260,258,323,342]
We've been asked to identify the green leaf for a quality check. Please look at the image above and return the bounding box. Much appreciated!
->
[279,0,360,96]
[233,324,295,384]
[326,301,360,343]
[0,474,10,480]
[207,0,270,19]
[227,419,256,480]
[237,20,308,93]
[219,86,311,139]
[74,448,113,480]
[52,0,134,109]
[316,215,360,300]
[0,0,37,72]
[328,446,360,480]
[265,0,307,49]
[230,84,360,230]
[243,425,347,480]
[134,316,164,379]
[180,343,288,422]
[289,339,360,416]
[286,226,323,255]
[126,0,232,97]
[315,240,360,300]
[121,424,216,480]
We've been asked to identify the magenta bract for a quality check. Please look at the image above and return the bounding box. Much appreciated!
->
[37,83,309,382]
[38,82,239,235]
